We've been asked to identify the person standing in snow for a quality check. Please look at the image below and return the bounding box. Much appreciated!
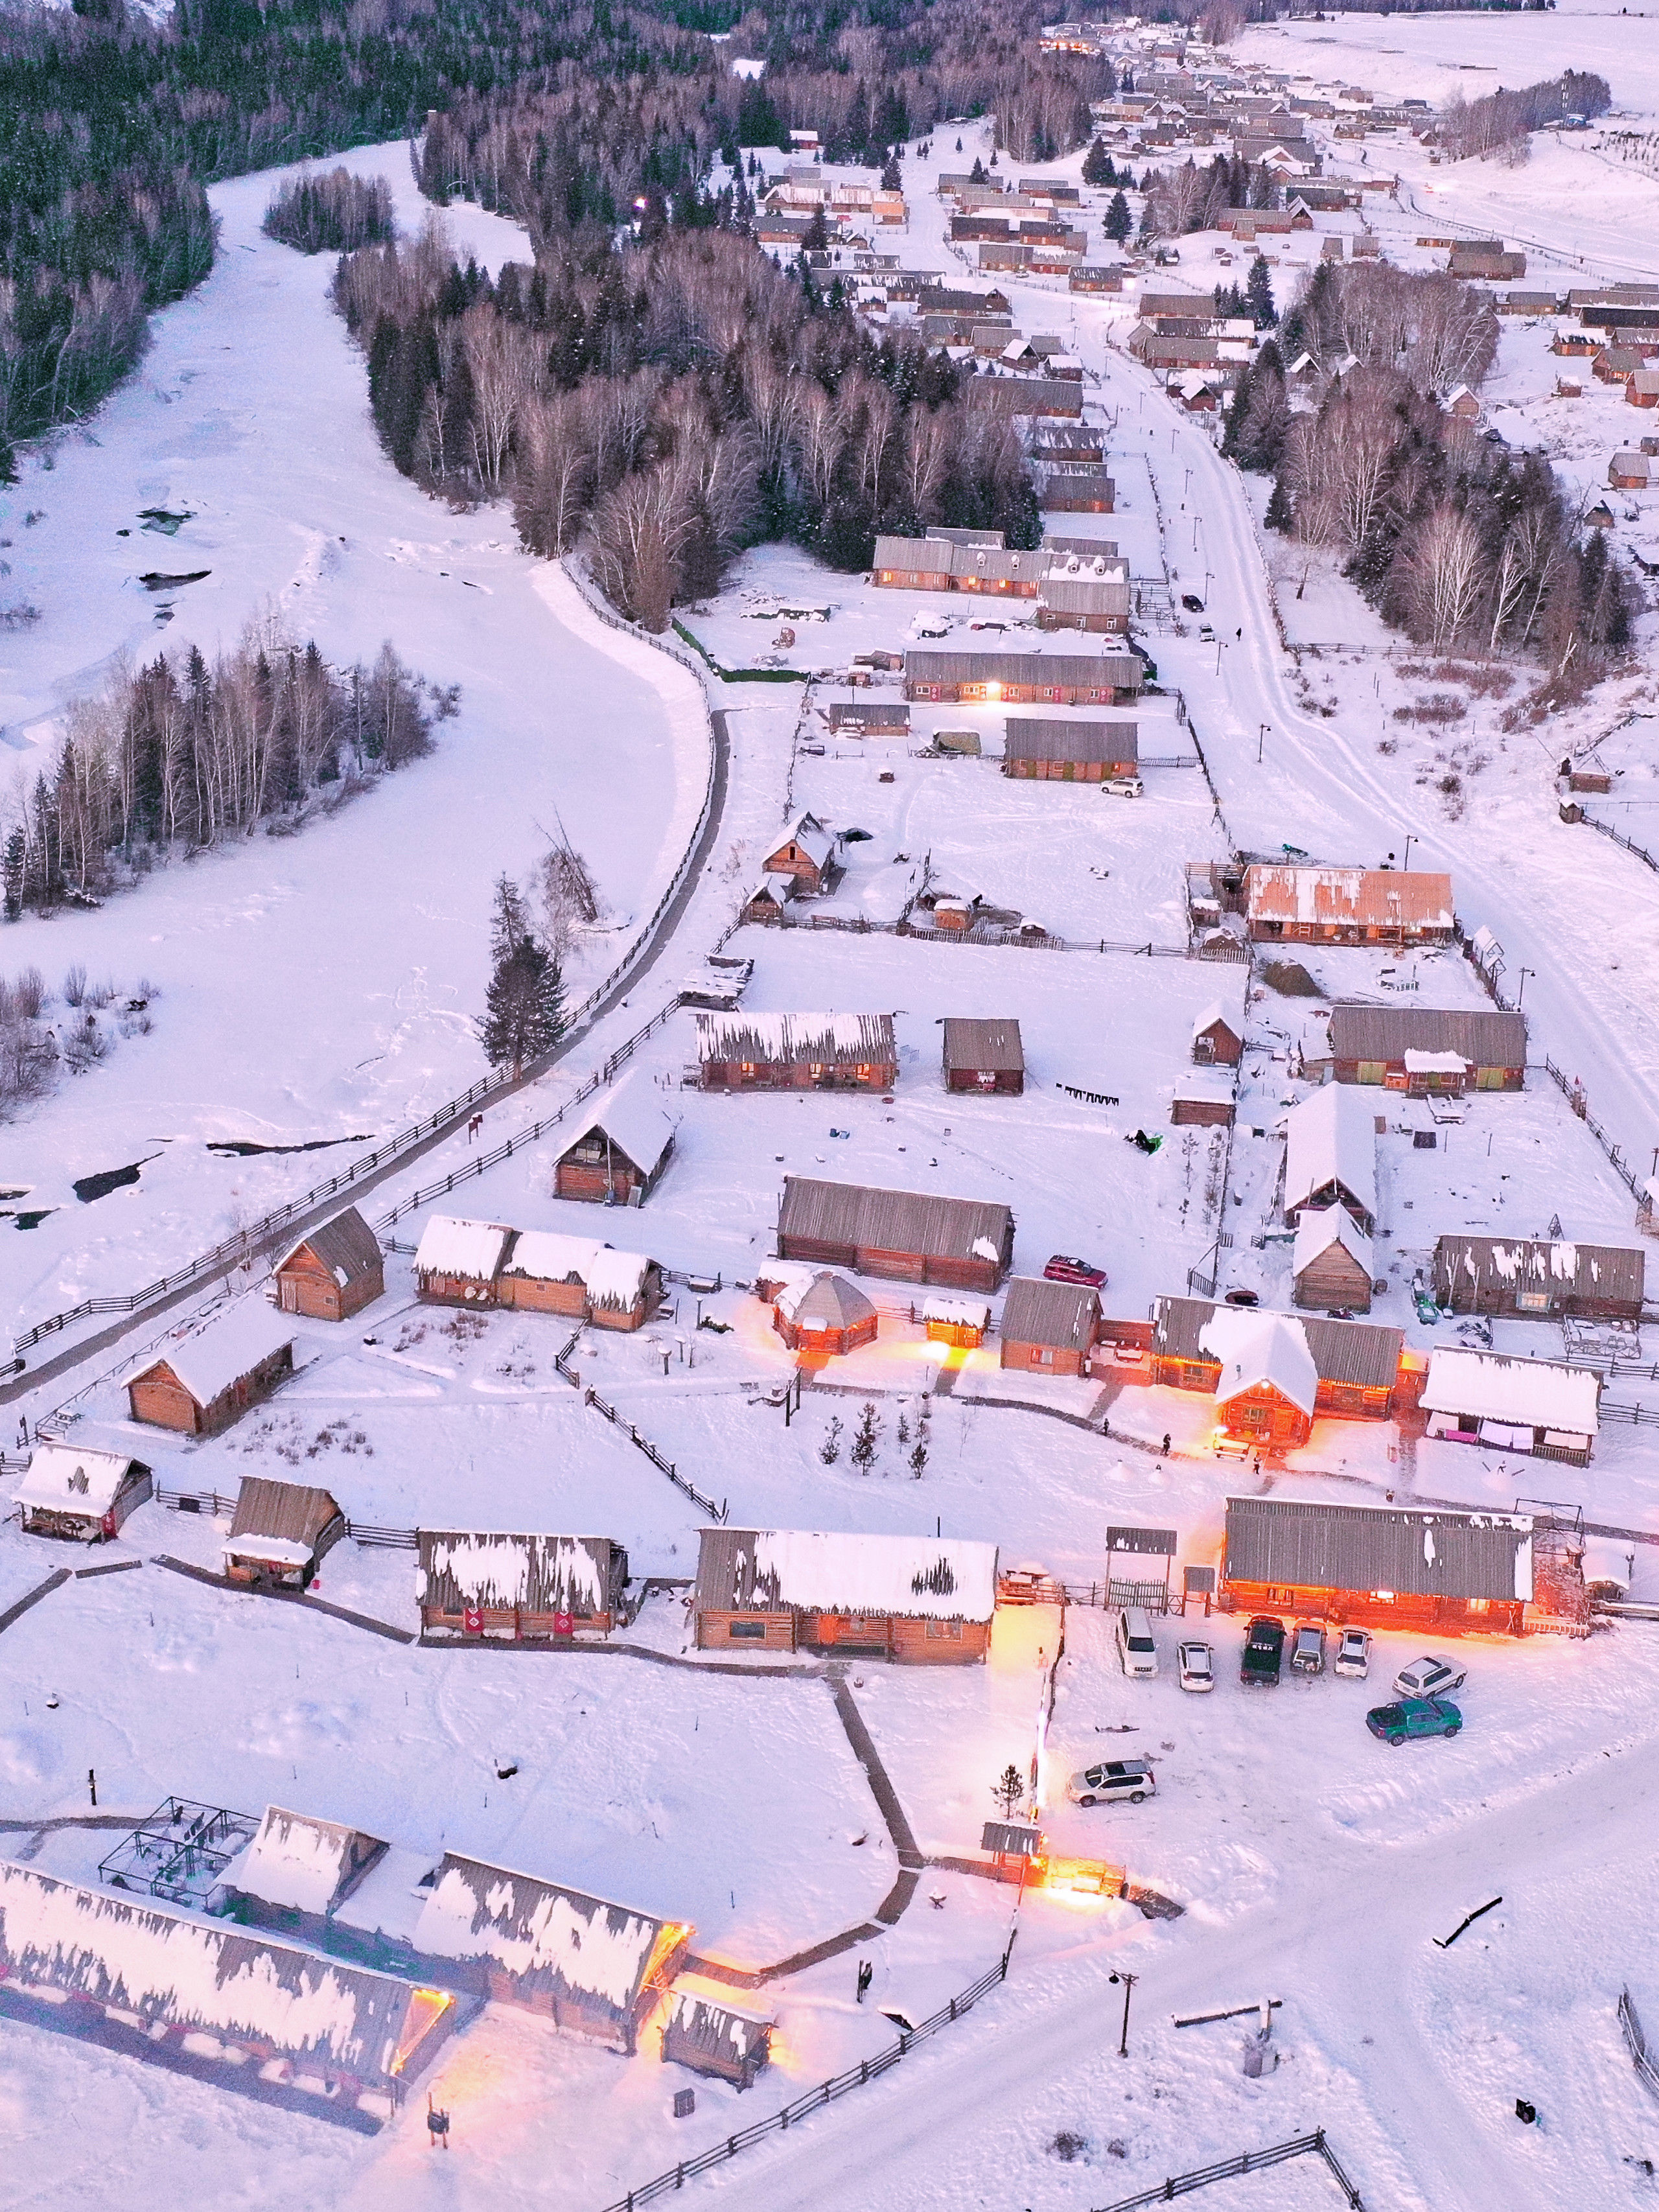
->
[856,1959,874,2003]
[428,2100,450,2149]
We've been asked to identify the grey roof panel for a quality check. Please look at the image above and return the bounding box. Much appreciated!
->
[1326,1003,1527,1066]
[1001,1275,1100,1347]
[942,1018,1025,1072]
[778,1176,1012,1264]
[228,1477,343,1549]
[1152,1296,1402,1390]
[1004,717,1137,764]
[1224,1493,1530,1601]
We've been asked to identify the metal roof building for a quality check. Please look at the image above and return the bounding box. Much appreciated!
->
[1323,1004,1526,1086]
[1432,1235,1644,1321]
[1222,1495,1534,1604]
[1003,717,1139,768]
[776,1176,1014,1290]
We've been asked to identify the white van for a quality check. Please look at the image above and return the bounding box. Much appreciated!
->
[1115,1607,1159,1679]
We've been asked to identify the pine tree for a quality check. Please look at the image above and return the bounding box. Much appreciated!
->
[2,828,23,921]
[992,1764,1023,1820]
[1246,253,1278,329]
[819,1416,843,1465]
[850,1401,880,1473]
[909,1439,928,1479]
[1264,473,1294,533]
[489,873,532,964]
[1105,190,1132,244]
[480,938,565,1074]
[1222,355,1255,460]
[1083,138,1115,188]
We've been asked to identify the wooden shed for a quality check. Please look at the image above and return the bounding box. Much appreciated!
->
[222,1477,345,1589]
[413,1215,512,1305]
[776,1176,1014,1291]
[13,1442,151,1543]
[872,536,953,590]
[1432,1235,1644,1323]
[771,1270,878,1356]
[695,1012,898,1093]
[1150,1296,1402,1421]
[1192,1003,1243,1067]
[761,810,839,896]
[1002,717,1138,780]
[1242,865,1455,946]
[1321,1004,1525,1092]
[550,1075,677,1204]
[942,1018,1025,1093]
[741,874,796,925]
[126,1303,296,1437]
[999,1276,1100,1376]
[227,1805,389,1940]
[694,1526,999,1662]
[662,1992,773,2090]
[418,1531,629,1639]
[921,1293,991,1347]
[1170,1077,1235,1128]
[498,1233,662,1331]
[1292,1207,1375,1314]
[1421,1347,1601,1464]
[412,1854,689,2053]
[1220,1495,1535,1638]
[272,1207,383,1322]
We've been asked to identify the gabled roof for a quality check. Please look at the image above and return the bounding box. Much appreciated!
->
[764,810,834,872]
[128,1301,294,1409]
[1004,717,1139,765]
[226,1478,343,1560]
[696,1012,896,1068]
[1153,1295,1401,1391]
[774,1272,877,1331]
[1200,1307,1319,1417]
[1421,1348,1601,1434]
[1325,1003,1526,1067]
[1292,1205,1374,1282]
[1284,1084,1376,1223]
[942,1018,1025,1073]
[1001,1275,1100,1349]
[554,1071,677,1180]
[273,1205,382,1289]
[778,1177,1012,1268]
[696,1528,999,1622]
[501,1233,654,1309]
[233,1805,388,1916]
[413,1854,681,2019]
[1433,1235,1644,1309]
[1193,1001,1240,1041]
[417,1531,622,1613]
[1243,864,1454,932]
[1224,1495,1533,1602]
[413,1215,513,1282]
[14,1441,145,1515]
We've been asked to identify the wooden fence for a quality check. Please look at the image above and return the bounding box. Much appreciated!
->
[1090,2128,1365,2212]
[583,1388,725,1521]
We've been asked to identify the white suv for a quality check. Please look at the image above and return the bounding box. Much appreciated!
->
[1392,1654,1467,1700]
[1116,1607,1159,1679]
[1066,1758,1156,1807]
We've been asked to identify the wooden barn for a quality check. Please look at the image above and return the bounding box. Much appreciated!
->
[1170,1075,1235,1128]
[550,1075,677,1204]
[417,1531,629,1639]
[872,536,953,590]
[942,1018,1025,1093]
[1242,865,1456,946]
[1319,1004,1526,1092]
[999,1276,1100,1376]
[922,1293,991,1347]
[771,1270,879,1356]
[1203,1308,1319,1450]
[662,1992,774,2090]
[413,1215,513,1306]
[498,1233,662,1331]
[0,1863,458,2120]
[761,810,839,895]
[1002,717,1138,780]
[1150,1296,1404,1422]
[741,874,796,925]
[13,1443,150,1543]
[222,1477,345,1589]
[1284,1084,1377,1234]
[1432,1235,1645,1323]
[1040,468,1117,515]
[1036,572,1130,631]
[1292,1207,1375,1314]
[1421,1347,1601,1464]
[693,1526,999,1662]
[776,1176,1015,1292]
[272,1207,384,1322]
[1220,1495,1535,1638]
[1192,1003,1243,1067]
[695,1012,898,1093]
[227,1805,389,1940]
[412,1855,689,2052]
[126,1303,296,1437]
[905,646,1144,706]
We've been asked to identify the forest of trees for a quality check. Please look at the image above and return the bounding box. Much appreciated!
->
[1137,153,1285,240]
[264,170,397,256]
[334,222,1039,627]
[1435,69,1612,161]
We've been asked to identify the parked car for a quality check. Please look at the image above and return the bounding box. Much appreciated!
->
[1199,623,1215,642]
[1290,1622,1327,1677]
[1240,1614,1286,1686]
[1104,776,1144,798]
[1393,1655,1467,1701]
[1181,592,1205,612]
[1334,1628,1372,1679]
[1177,1640,1214,1692]
[1045,1253,1108,1287]
[1067,1758,1156,1806]
[1365,1695,1463,1746]
[1115,1606,1159,1679]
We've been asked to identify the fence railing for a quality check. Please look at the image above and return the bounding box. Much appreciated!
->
[1538,1055,1640,1199]
[154,1485,236,1517]
[1090,2128,1365,2212]
[1620,1987,1659,2104]
[347,1522,419,1551]
[596,1951,1012,2212]
[584,1388,725,1522]
[1573,812,1658,876]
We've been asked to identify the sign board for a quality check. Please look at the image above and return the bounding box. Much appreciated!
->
[1184,1565,1216,1596]
[1106,1526,1178,1557]
[982,1820,1043,1859]
[553,1611,574,1638]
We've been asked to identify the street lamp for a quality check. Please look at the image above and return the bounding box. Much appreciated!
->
[1518,967,1535,1008]
[1402,833,1415,871]
[1108,1969,1138,2057]
[1258,721,1268,765]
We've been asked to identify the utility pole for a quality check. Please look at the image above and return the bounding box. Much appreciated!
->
[1109,1969,1138,2057]
[1518,968,1535,1008]
[1258,722,1268,765]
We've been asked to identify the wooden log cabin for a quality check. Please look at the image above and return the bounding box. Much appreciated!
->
[1038,469,1118,516]
[226,1805,389,1944]
[922,1293,991,1347]
[126,1302,296,1437]
[413,1215,513,1306]
[222,1477,345,1589]
[1203,1309,1320,1449]
[999,1276,1100,1376]
[1219,1495,1536,1638]
[771,1270,879,1356]
[905,646,1144,706]
[1292,1208,1376,1314]
[550,1075,677,1204]
[662,1994,774,2090]
[760,810,839,896]
[271,1207,384,1322]
[13,1443,151,1543]
[693,1526,999,1662]
[1242,865,1456,946]
[741,874,796,925]
[1150,1295,1404,1423]
[1421,1346,1601,1464]
[1192,1004,1244,1068]
[942,1018,1025,1093]
[418,1530,629,1640]
[1433,1234,1643,1322]
[411,1854,690,2054]
[1316,1005,1526,1093]
[776,1176,1015,1292]
[498,1233,662,1331]
[1002,717,1138,781]
[695,1012,899,1093]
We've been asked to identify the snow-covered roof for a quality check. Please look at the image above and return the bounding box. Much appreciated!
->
[272,1206,382,1289]
[417,1531,620,1613]
[223,1478,343,1565]
[921,1294,992,1327]
[1421,1349,1601,1435]
[555,1071,677,1180]
[696,1012,896,1068]
[1292,1207,1373,1282]
[222,1535,317,1569]
[232,1806,387,1918]
[413,1854,682,2018]
[1402,1049,1468,1075]
[696,1527,999,1622]
[1200,1308,1319,1418]
[774,1271,877,1330]
[14,1442,143,1516]
[1243,865,1454,934]
[1192,1001,1235,1040]
[413,1215,513,1283]
[765,810,835,872]
[746,873,796,907]
[1284,1084,1376,1224]
[128,1300,295,1409]
[502,1232,653,1309]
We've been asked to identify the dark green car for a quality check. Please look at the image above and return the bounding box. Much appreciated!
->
[1365,1695,1463,1747]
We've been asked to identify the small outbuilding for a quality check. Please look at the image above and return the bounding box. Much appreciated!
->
[662,1993,774,2090]
[999,1276,1100,1375]
[498,1233,662,1331]
[1284,1084,1377,1235]
[227,1804,389,1937]
[126,1303,296,1436]
[696,1012,898,1093]
[1170,1073,1235,1128]
[1191,1004,1244,1068]
[921,1293,990,1347]
[1421,1347,1601,1463]
[13,1442,151,1543]
[741,875,796,925]
[1292,1207,1375,1314]
[1432,1235,1644,1322]
[551,1075,677,1204]
[413,1216,513,1307]
[418,1531,629,1639]
[222,1477,345,1589]
[942,1018,1025,1094]
[272,1207,384,1322]
[693,1526,999,1661]
[771,1270,879,1357]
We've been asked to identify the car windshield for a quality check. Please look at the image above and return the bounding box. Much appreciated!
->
[1128,1635,1154,1651]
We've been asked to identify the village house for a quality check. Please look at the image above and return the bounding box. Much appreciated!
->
[1630,368,1659,408]
[222,1476,345,1589]
[921,1293,991,1347]
[1191,1004,1243,1067]
[1315,1004,1526,1092]
[961,375,1084,420]
[1284,1082,1378,1234]
[1432,1235,1645,1323]
[0,1863,459,2119]
[1032,426,1106,464]
[1170,1072,1235,1128]
[905,645,1144,706]
[126,1301,297,1436]
[498,1233,662,1331]
[1040,467,1117,514]
[226,1805,389,1941]
[1070,264,1124,293]
[770,1270,879,1356]
[1036,572,1131,631]
[761,809,839,895]
[1149,1295,1404,1421]
[1292,1207,1376,1314]
[741,874,796,926]
[693,1526,999,1661]
[412,1854,689,2053]
[1002,717,1139,781]
[662,1994,774,2090]
[1199,1307,1320,1449]
[12,1441,151,1543]
[1421,1346,1601,1464]
[1219,1495,1536,1638]
[413,1215,513,1306]
[1242,864,1456,945]
[550,1075,677,1204]
[1596,345,1645,385]
[695,1012,898,1093]
[417,1530,629,1639]
[272,1206,384,1321]
[942,1017,1025,1094]
[827,700,910,735]
[776,1176,1014,1291]
[1443,383,1483,423]
[999,1276,1100,1376]
[1610,450,1650,491]
[1448,241,1526,281]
